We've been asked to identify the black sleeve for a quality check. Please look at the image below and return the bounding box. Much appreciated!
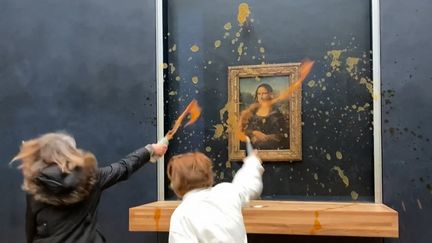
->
[26,195,36,243]
[97,147,152,190]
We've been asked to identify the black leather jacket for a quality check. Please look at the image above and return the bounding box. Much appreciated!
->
[25,147,152,243]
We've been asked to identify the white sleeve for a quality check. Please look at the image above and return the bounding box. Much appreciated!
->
[232,154,264,206]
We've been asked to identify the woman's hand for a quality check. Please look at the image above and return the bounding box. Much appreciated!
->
[251,131,270,142]
[151,144,168,157]
[251,131,279,143]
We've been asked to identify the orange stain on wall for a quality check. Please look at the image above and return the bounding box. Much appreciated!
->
[237,3,250,26]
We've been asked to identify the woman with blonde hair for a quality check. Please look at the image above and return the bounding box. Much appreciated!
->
[167,151,263,243]
[12,132,167,243]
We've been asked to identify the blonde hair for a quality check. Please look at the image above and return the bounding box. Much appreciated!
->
[12,132,97,205]
[167,152,214,198]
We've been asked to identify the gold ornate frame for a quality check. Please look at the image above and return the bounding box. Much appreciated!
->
[228,63,302,161]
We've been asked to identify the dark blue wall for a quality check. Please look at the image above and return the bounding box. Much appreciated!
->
[159,0,379,242]
[0,0,158,242]
[381,0,432,243]
[163,0,375,203]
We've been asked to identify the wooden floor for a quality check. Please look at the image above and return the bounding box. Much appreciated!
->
[129,200,398,238]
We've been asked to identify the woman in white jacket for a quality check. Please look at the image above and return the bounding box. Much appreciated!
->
[167,151,264,243]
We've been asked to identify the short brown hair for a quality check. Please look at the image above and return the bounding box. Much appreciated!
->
[167,152,214,198]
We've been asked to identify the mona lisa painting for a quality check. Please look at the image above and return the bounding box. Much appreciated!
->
[228,63,302,162]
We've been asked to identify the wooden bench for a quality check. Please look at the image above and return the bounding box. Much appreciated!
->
[129,200,398,237]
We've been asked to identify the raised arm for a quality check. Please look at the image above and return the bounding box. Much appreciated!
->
[98,144,167,190]
[232,154,264,206]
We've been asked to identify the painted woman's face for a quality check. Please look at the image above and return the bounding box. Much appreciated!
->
[256,87,272,103]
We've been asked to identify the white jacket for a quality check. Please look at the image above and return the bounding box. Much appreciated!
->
[168,155,264,243]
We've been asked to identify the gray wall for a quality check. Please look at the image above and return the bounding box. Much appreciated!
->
[0,0,158,242]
